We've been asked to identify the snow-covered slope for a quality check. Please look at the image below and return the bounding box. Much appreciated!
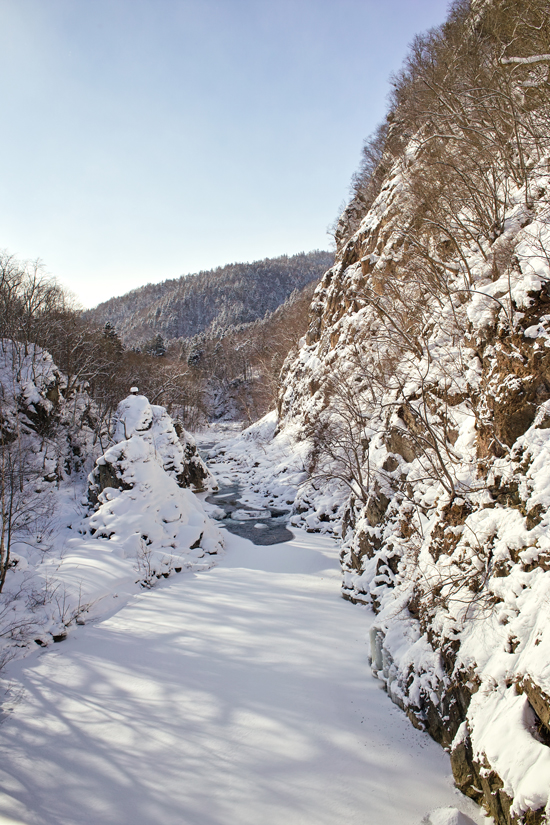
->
[0,348,223,665]
[275,170,550,822]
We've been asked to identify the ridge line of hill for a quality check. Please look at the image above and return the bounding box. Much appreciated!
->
[85,249,333,347]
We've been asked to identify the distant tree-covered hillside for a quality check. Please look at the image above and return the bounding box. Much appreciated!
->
[86,251,333,346]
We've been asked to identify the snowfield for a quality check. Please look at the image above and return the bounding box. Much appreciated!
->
[0,522,486,825]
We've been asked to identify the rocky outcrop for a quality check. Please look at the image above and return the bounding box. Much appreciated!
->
[173,421,214,491]
[0,338,96,480]
[86,392,223,580]
[88,392,215,506]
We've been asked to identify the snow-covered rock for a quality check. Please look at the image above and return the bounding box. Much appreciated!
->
[0,356,224,669]
[86,392,223,583]
[89,392,214,503]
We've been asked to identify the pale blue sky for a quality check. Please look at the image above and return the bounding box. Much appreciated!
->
[0,0,449,307]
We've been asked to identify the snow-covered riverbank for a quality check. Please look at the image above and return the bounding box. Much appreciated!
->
[0,521,485,825]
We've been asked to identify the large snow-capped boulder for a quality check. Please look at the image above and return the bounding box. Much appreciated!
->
[86,392,223,580]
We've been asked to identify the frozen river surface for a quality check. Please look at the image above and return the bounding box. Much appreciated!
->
[0,528,484,825]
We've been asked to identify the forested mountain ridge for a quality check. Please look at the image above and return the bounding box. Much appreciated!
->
[86,250,333,347]
[268,1,550,822]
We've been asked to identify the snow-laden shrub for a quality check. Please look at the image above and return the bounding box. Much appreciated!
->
[0,339,100,659]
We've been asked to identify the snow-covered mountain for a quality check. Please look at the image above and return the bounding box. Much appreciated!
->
[86,250,333,347]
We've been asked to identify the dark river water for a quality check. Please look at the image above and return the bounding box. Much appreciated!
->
[198,436,294,546]
[205,485,294,546]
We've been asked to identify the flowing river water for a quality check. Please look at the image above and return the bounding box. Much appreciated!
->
[199,436,295,546]
[205,484,294,545]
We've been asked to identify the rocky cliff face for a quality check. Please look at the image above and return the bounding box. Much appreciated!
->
[275,1,550,821]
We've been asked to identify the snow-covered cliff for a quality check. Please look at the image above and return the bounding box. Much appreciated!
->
[272,2,550,822]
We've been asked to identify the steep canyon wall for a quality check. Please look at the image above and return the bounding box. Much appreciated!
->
[277,2,550,821]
